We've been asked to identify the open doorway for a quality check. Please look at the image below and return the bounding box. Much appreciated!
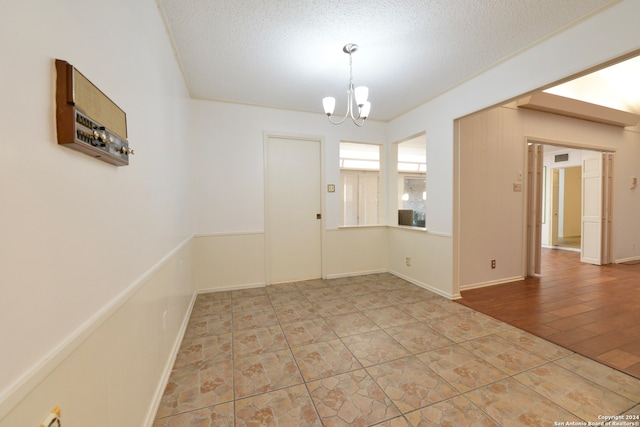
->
[526,140,613,276]
[543,146,593,253]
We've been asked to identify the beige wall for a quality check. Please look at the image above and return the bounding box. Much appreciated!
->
[562,167,582,237]
[458,104,640,289]
[193,227,389,290]
[0,241,194,427]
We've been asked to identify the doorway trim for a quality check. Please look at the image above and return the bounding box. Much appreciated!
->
[524,136,615,276]
[263,131,326,285]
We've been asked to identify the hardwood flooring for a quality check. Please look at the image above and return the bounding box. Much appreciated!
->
[457,248,640,379]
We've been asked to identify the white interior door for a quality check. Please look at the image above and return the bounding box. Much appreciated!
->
[527,143,543,276]
[580,154,603,264]
[265,136,322,283]
[550,168,560,246]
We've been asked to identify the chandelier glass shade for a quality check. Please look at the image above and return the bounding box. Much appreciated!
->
[322,43,371,127]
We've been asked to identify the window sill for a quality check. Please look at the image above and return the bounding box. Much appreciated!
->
[393,225,428,232]
[337,224,387,230]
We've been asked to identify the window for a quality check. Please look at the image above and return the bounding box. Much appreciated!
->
[340,142,380,226]
[397,134,426,227]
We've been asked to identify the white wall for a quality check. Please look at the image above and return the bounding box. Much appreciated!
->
[0,0,194,424]
[189,100,388,234]
[189,100,391,289]
[387,0,640,295]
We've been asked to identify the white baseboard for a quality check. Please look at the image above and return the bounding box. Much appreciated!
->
[324,269,388,280]
[615,256,640,264]
[144,290,198,427]
[388,270,457,300]
[459,276,525,292]
[198,282,267,294]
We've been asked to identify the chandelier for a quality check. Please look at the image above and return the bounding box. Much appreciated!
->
[322,43,371,127]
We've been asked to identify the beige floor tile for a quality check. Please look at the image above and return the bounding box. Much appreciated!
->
[342,330,411,367]
[428,312,504,343]
[294,278,329,289]
[396,299,453,321]
[173,333,232,369]
[417,345,507,393]
[183,313,232,340]
[232,295,272,313]
[404,395,500,427]
[156,360,234,418]
[555,353,640,401]
[339,283,374,297]
[233,349,303,398]
[387,289,426,305]
[466,378,582,427]
[235,384,322,427]
[312,299,359,317]
[152,401,234,426]
[385,322,453,354]
[623,404,640,418]
[325,312,380,337]
[267,290,309,306]
[514,363,636,421]
[292,339,362,381]
[190,299,225,319]
[363,306,419,329]
[196,291,231,304]
[300,286,345,303]
[366,356,458,413]
[233,325,288,357]
[460,335,548,375]
[371,416,412,426]
[308,369,401,426]
[265,282,299,294]
[496,328,574,361]
[346,293,395,310]
[232,287,267,298]
[232,307,278,331]
[273,301,320,324]
[281,318,337,347]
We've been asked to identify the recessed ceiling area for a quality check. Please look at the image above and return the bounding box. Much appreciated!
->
[545,55,640,114]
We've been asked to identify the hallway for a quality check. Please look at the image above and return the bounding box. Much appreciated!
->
[458,249,640,379]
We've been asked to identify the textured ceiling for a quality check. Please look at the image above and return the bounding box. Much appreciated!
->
[157,0,617,121]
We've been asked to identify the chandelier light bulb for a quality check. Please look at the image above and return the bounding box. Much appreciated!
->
[323,97,336,116]
[360,101,371,119]
[354,86,369,107]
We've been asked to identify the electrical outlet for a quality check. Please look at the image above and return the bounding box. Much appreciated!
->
[491,259,496,269]
[406,256,411,267]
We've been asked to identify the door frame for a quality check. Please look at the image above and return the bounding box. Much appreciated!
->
[263,131,326,284]
[524,136,614,275]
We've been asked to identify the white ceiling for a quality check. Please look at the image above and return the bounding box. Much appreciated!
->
[157,0,620,122]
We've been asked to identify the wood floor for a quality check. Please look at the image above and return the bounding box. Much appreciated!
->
[457,248,640,379]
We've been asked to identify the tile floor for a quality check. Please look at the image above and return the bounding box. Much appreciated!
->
[153,273,640,426]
